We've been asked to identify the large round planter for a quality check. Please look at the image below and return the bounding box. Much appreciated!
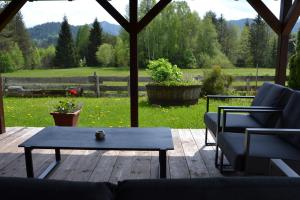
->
[146,84,201,106]
[50,110,81,126]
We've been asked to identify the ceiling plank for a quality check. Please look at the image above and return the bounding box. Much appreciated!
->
[137,0,171,33]
[246,0,281,35]
[0,0,27,32]
[95,0,130,32]
[283,0,300,35]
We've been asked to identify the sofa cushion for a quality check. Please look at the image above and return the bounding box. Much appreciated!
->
[0,177,115,200]
[218,132,300,171]
[278,91,300,149]
[116,177,300,200]
[204,112,262,136]
[251,82,274,106]
[250,83,293,127]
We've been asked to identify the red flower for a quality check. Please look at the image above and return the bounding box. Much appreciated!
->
[68,89,78,96]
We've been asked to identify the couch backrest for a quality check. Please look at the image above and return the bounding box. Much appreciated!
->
[278,91,300,148]
[116,177,300,200]
[0,177,115,200]
[250,82,293,127]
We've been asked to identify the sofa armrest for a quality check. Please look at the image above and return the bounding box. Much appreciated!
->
[220,109,282,133]
[243,128,300,171]
[269,159,300,177]
[215,106,279,131]
[206,95,255,112]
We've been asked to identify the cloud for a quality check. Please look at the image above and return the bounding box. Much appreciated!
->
[20,0,280,28]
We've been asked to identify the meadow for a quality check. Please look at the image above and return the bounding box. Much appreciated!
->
[2,67,279,77]
[3,67,272,128]
[4,97,252,128]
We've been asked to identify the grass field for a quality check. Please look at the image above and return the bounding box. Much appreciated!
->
[2,67,276,128]
[2,67,279,77]
[4,97,252,128]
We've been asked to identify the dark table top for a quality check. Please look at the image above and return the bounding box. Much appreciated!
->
[19,126,174,151]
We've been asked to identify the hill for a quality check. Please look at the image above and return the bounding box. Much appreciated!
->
[28,21,121,47]
[229,18,300,33]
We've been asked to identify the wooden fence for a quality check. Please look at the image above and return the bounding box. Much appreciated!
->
[2,74,275,97]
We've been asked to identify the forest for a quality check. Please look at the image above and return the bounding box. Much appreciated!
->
[0,0,295,73]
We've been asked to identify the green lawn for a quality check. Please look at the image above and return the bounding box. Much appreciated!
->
[2,67,279,77]
[5,97,252,128]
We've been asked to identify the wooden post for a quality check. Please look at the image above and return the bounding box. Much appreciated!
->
[127,76,130,97]
[94,72,100,97]
[275,0,293,85]
[0,1,27,133]
[0,74,5,134]
[94,0,171,127]
[246,77,250,92]
[129,0,139,127]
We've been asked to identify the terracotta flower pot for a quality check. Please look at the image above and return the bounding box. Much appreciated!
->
[50,110,81,127]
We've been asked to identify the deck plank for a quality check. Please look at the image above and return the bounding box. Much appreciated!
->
[168,129,190,179]
[108,151,136,184]
[190,129,221,177]
[178,129,209,178]
[0,128,222,182]
[129,151,151,180]
[88,150,119,182]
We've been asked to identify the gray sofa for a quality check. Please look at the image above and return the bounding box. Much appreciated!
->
[1,177,300,200]
[217,91,300,174]
[204,82,293,146]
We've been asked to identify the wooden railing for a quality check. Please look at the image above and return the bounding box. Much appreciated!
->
[2,74,275,97]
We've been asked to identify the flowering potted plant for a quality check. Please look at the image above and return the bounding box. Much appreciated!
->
[50,100,83,126]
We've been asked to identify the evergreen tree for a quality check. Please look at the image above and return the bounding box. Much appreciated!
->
[54,16,78,68]
[76,24,90,59]
[87,18,102,66]
[14,12,33,68]
[288,29,300,89]
[236,24,253,67]
[249,15,270,68]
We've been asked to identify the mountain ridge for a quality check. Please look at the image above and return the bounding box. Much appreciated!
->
[28,21,121,47]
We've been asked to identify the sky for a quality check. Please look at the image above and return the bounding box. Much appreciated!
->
[18,0,281,28]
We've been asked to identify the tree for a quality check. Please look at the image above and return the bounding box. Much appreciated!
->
[14,12,34,68]
[76,24,90,59]
[236,24,253,67]
[87,18,102,66]
[96,43,115,66]
[249,15,271,68]
[54,16,78,68]
[114,37,129,67]
[288,29,300,89]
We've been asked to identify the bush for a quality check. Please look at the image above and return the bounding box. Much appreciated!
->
[96,43,115,66]
[201,66,233,96]
[147,58,183,83]
[0,53,15,73]
[288,30,300,89]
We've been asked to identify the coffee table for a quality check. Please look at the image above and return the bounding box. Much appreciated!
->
[19,126,174,179]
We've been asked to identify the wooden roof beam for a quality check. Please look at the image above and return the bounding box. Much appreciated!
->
[246,0,281,35]
[137,0,171,33]
[0,0,27,32]
[283,0,300,35]
[95,0,130,32]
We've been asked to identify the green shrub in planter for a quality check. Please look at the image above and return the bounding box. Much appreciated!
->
[201,66,233,96]
[147,58,183,83]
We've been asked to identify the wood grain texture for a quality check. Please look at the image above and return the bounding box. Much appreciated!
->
[0,128,223,182]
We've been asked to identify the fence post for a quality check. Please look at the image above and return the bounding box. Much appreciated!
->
[94,72,100,98]
[1,76,4,95]
[127,76,130,97]
[246,76,250,91]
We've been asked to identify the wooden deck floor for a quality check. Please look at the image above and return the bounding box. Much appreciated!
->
[0,127,222,183]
